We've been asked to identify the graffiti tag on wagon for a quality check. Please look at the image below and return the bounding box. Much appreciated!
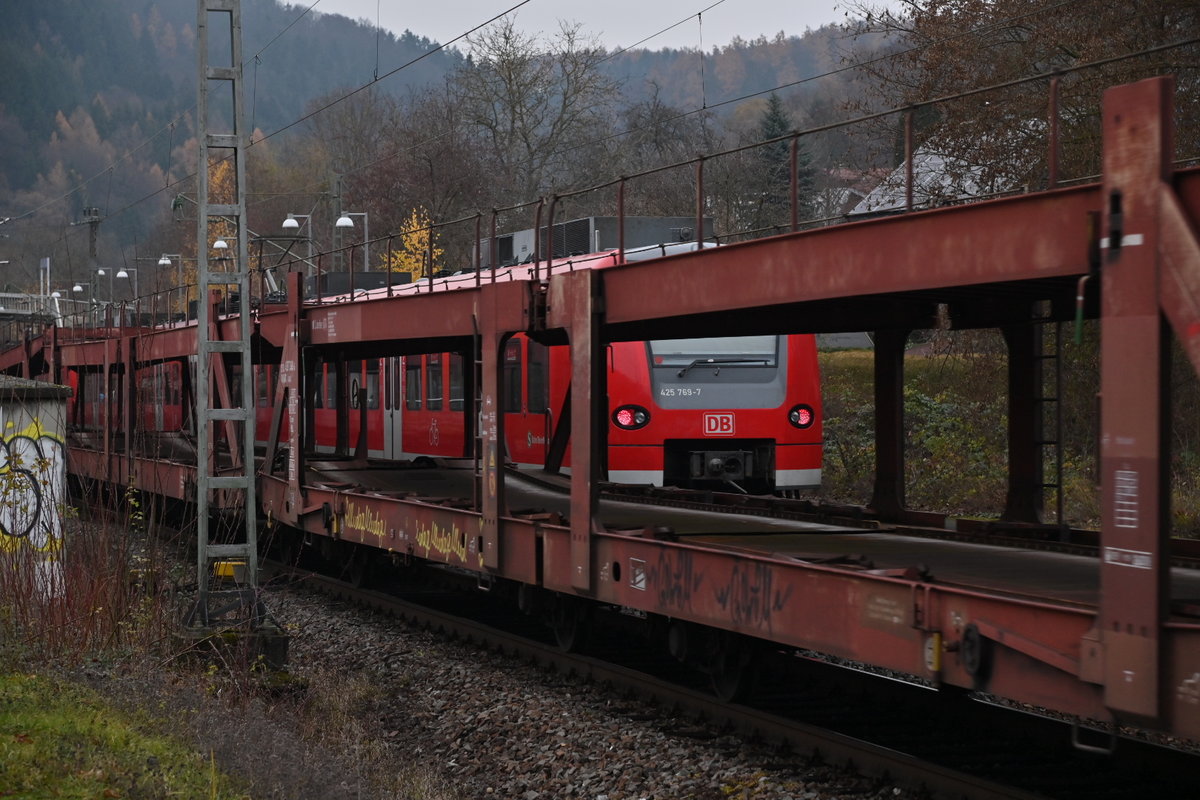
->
[648,549,703,611]
[0,419,66,554]
[714,561,792,629]
[343,501,386,540]
[415,519,484,568]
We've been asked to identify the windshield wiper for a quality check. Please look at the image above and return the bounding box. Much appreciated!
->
[676,358,771,377]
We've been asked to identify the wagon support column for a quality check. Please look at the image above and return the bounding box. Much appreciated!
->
[1094,76,1174,722]
[547,269,606,592]
[476,282,525,571]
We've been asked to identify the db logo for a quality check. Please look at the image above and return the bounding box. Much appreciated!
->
[703,412,735,436]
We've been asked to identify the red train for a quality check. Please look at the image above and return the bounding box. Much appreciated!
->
[67,230,823,496]
[257,329,821,494]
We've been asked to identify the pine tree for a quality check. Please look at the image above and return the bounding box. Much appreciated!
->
[758,93,815,222]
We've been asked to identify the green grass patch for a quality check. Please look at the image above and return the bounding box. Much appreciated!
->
[0,672,248,799]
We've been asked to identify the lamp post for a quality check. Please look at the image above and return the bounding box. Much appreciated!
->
[96,267,114,300]
[335,212,369,271]
[116,266,138,299]
[72,281,96,326]
[281,214,314,276]
[157,254,185,288]
[158,253,186,319]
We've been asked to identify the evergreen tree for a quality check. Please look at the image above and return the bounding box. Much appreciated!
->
[757,93,815,224]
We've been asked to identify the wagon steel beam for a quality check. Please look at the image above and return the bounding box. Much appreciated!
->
[595,185,1103,327]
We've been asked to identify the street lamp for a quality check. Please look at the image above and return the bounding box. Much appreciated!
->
[157,253,188,320]
[282,213,310,232]
[73,281,99,325]
[158,253,185,287]
[96,267,114,300]
[158,253,186,292]
[281,213,314,276]
[116,267,138,298]
[335,212,369,271]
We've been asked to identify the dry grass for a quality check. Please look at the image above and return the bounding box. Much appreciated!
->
[819,329,1200,535]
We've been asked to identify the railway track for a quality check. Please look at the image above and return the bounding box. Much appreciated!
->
[268,554,1199,800]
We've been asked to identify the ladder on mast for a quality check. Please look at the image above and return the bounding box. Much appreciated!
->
[186,0,267,633]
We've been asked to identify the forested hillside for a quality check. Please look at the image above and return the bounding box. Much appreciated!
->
[0,0,888,293]
[0,0,458,195]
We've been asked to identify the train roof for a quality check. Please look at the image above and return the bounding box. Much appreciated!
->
[312,240,717,306]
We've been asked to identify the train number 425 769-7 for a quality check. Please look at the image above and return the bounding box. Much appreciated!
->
[660,387,701,397]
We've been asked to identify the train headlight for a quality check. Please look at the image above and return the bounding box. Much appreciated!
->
[788,404,815,429]
[612,405,650,430]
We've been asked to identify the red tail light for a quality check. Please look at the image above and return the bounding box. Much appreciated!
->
[612,405,650,430]
[788,404,815,429]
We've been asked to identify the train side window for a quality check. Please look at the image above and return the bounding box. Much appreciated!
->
[427,353,443,411]
[502,339,522,412]
[386,357,397,410]
[310,360,324,409]
[449,353,464,411]
[406,359,422,410]
[256,367,268,407]
[230,366,243,408]
[527,340,547,414]
[366,360,379,410]
[347,360,362,408]
[324,364,338,409]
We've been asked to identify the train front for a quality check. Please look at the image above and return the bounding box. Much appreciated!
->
[607,334,822,495]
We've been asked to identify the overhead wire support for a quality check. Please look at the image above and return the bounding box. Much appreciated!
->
[186,0,282,664]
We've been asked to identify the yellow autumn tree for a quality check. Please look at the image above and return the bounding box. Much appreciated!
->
[379,207,442,282]
[207,157,238,274]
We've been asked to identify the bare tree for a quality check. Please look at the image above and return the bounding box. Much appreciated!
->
[613,85,718,218]
[306,86,397,177]
[452,16,622,202]
[348,85,493,269]
[844,0,1200,187]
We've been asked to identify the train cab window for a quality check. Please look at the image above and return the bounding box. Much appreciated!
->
[406,359,422,410]
[449,353,465,411]
[427,353,443,411]
[502,339,522,412]
[527,340,547,414]
[366,361,379,410]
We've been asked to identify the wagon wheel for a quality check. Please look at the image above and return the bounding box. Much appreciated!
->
[343,545,370,588]
[709,631,755,703]
[550,595,589,653]
[276,529,302,569]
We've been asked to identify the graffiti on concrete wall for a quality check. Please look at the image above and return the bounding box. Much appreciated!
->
[0,418,66,555]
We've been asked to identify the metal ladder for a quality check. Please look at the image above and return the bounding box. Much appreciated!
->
[187,0,263,629]
[1034,317,1066,534]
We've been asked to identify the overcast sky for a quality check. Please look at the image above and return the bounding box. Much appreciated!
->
[311,0,874,52]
